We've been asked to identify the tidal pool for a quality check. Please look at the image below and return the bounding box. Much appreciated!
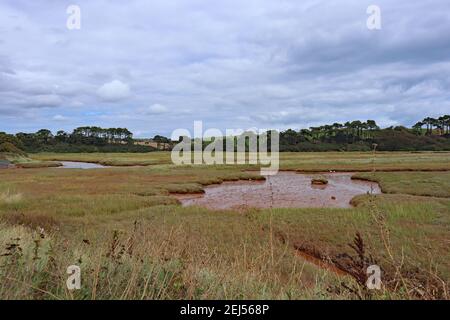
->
[175,172,381,209]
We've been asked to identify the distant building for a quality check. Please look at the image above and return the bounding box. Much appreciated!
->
[134,139,171,150]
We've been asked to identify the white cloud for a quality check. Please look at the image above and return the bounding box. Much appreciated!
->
[52,114,69,121]
[97,80,130,102]
[140,103,169,115]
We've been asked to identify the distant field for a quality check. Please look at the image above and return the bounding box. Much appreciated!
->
[279,151,450,171]
[0,151,449,299]
[31,151,450,171]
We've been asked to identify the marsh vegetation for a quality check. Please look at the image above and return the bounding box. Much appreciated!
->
[0,152,449,299]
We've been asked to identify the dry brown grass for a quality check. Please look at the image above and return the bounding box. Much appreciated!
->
[0,190,23,204]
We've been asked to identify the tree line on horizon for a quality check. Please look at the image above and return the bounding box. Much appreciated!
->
[20,127,134,145]
[1,115,449,153]
[413,115,450,135]
[0,126,150,153]
[276,115,450,151]
[282,115,450,143]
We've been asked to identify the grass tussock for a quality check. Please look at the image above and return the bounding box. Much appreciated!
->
[311,176,328,185]
[15,161,62,169]
[0,190,23,205]
[1,212,59,231]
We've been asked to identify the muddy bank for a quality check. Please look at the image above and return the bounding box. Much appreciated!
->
[294,243,348,276]
[175,172,381,209]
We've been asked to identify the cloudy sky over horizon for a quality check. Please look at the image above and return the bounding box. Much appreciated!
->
[1,0,450,137]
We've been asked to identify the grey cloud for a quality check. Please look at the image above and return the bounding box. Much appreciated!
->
[0,0,449,135]
[27,94,63,108]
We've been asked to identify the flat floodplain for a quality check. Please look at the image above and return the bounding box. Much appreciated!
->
[31,150,450,171]
[0,151,449,299]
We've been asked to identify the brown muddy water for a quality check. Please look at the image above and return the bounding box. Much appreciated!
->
[175,172,381,210]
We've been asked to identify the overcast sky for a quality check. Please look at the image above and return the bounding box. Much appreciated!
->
[1,0,449,137]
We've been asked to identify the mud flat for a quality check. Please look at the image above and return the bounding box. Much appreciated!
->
[175,172,381,210]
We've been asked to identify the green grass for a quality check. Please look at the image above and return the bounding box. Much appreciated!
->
[279,151,450,171]
[353,171,450,198]
[0,151,449,299]
[31,151,450,171]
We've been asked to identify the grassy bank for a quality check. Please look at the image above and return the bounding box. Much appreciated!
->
[0,152,61,168]
[353,171,450,198]
[31,152,171,167]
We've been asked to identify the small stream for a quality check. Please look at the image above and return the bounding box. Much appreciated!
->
[175,172,381,209]
[58,161,106,169]
[0,160,11,169]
